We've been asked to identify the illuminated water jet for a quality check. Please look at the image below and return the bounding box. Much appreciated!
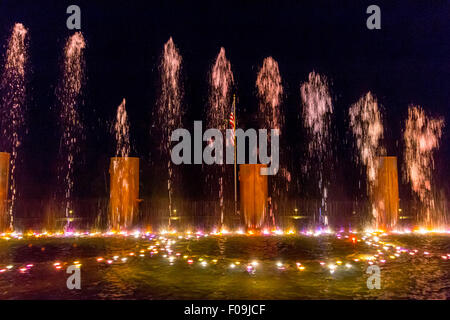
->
[56,32,85,230]
[256,57,286,226]
[208,47,234,226]
[114,98,130,158]
[109,157,139,231]
[349,92,385,229]
[0,23,28,231]
[157,37,182,227]
[257,57,283,130]
[109,99,139,231]
[300,72,333,226]
[349,92,384,189]
[403,105,445,229]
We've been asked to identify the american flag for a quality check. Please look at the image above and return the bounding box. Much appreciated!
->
[229,112,235,145]
[229,112,235,128]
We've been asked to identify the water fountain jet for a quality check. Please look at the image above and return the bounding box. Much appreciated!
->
[300,71,333,227]
[403,105,445,229]
[56,32,85,230]
[157,37,182,228]
[109,98,140,231]
[349,92,394,230]
[256,57,285,227]
[0,23,29,231]
[208,47,234,227]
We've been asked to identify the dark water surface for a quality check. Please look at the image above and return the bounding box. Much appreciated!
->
[0,234,448,299]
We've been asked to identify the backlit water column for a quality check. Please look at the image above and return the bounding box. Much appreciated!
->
[300,72,333,227]
[256,56,284,227]
[0,23,28,231]
[109,98,139,230]
[56,32,85,231]
[208,47,234,226]
[157,37,182,227]
[349,92,385,229]
[403,105,444,229]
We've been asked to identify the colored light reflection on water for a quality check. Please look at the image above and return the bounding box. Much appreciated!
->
[0,230,448,299]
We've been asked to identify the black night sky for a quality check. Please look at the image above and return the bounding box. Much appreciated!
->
[0,0,449,218]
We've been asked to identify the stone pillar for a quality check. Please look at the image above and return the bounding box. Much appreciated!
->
[239,164,268,230]
[109,157,139,231]
[0,152,10,232]
[373,156,399,231]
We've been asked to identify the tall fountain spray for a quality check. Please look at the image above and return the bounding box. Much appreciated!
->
[349,92,386,229]
[257,57,283,130]
[157,38,182,227]
[256,56,284,227]
[57,32,85,231]
[208,47,234,226]
[403,105,444,229]
[115,99,130,158]
[109,98,139,230]
[0,23,28,231]
[300,72,333,227]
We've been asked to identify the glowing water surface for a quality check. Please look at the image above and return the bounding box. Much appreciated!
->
[0,233,448,299]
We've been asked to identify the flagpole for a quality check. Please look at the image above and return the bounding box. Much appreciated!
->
[233,94,237,216]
